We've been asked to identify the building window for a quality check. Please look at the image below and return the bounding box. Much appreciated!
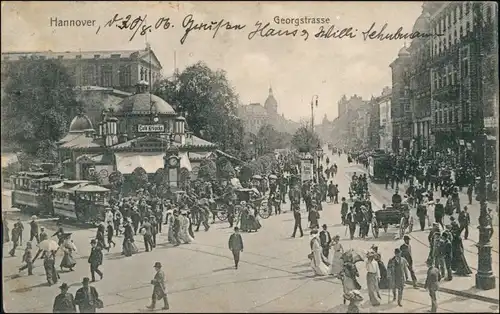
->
[119,65,132,87]
[101,65,113,87]
[486,6,492,22]
[461,46,470,78]
[454,30,457,44]
[454,6,458,24]
[82,65,95,85]
[140,67,145,81]
[465,2,470,15]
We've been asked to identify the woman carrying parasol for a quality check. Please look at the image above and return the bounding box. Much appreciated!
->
[339,249,362,304]
[60,233,77,272]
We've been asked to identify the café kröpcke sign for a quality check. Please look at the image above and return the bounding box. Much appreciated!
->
[138,124,165,133]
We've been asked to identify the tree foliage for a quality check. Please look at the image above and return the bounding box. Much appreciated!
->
[197,159,217,182]
[216,156,235,179]
[109,171,124,190]
[255,124,292,155]
[291,126,321,153]
[153,62,245,158]
[1,59,82,161]
[130,167,148,190]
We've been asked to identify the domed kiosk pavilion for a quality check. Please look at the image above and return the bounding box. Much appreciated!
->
[58,81,232,189]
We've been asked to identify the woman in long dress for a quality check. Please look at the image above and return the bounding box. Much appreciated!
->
[340,261,361,304]
[239,202,250,232]
[179,211,194,244]
[166,210,175,244]
[60,235,77,271]
[329,235,344,276]
[371,245,389,289]
[122,219,137,257]
[246,206,262,232]
[452,231,472,276]
[309,230,330,276]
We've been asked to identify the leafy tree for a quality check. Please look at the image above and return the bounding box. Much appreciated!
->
[130,167,148,191]
[198,159,217,182]
[88,171,104,185]
[291,126,321,153]
[179,168,190,189]
[256,124,286,154]
[108,171,124,190]
[153,62,245,158]
[153,169,166,185]
[1,59,82,160]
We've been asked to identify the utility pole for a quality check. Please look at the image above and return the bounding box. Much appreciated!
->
[474,1,496,291]
[311,95,319,134]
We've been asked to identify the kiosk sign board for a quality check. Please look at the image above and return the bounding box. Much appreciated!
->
[138,124,165,133]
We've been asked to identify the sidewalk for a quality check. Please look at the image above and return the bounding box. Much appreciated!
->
[341,164,500,304]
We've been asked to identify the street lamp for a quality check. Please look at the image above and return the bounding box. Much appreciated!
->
[315,145,323,181]
[473,2,495,291]
[311,95,319,133]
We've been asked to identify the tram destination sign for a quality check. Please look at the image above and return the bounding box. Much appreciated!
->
[138,124,165,133]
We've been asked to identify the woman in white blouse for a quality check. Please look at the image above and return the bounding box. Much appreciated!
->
[365,250,381,306]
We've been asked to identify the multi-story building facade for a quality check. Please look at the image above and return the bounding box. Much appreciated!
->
[238,87,299,135]
[368,87,392,152]
[1,47,162,94]
[429,2,497,168]
[378,87,393,152]
[389,47,412,153]
[408,3,435,153]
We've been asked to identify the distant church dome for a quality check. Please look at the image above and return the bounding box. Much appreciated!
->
[69,114,94,133]
[398,46,410,57]
[412,11,431,33]
[116,81,176,115]
[264,86,278,112]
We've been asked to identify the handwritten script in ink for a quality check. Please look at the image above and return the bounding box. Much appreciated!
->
[95,14,441,44]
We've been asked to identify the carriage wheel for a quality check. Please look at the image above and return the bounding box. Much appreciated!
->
[258,202,271,219]
[372,222,379,238]
[216,210,228,221]
[408,217,413,233]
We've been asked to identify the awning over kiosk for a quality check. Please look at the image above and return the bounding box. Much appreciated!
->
[114,152,165,174]
[179,152,192,172]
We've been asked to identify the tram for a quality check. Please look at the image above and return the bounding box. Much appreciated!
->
[10,172,63,215]
[368,151,392,183]
[51,180,111,224]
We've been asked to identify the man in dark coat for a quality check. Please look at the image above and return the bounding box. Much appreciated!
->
[458,206,470,240]
[9,223,22,257]
[434,199,444,228]
[14,218,24,245]
[75,277,100,313]
[424,261,440,313]
[387,248,409,307]
[88,240,103,282]
[29,215,40,244]
[340,197,348,225]
[346,207,357,240]
[319,224,332,258]
[228,227,244,269]
[290,184,303,238]
[53,283,77,313]
[400,235,417,288]
[147,262,169,310]
[439,232,453,281]
[416,204,427,231]
[139,217,154,252]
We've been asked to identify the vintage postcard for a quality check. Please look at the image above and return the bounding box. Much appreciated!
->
[1,1,498,313]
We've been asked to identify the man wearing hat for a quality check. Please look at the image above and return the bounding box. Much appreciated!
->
[52,221,65,246]
[434,199,444,228]
[88,240,103,282]
[319,224,332,259]
[53,283,77,313]
[29,215,40,244]
[400,235,417,288]
[387,248,409,307]
[139,217,154,252]
[228,227,244,269]
[19,241,34,276]
[424,260,440,313]
[75,277,101,313]
[147,262,169,310]
[13,218,24,246]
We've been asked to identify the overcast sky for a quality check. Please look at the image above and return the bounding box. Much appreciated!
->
[2,1,423,122]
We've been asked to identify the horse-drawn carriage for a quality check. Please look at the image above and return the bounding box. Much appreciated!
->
[213,187,271,221]
[371,202,413,239]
